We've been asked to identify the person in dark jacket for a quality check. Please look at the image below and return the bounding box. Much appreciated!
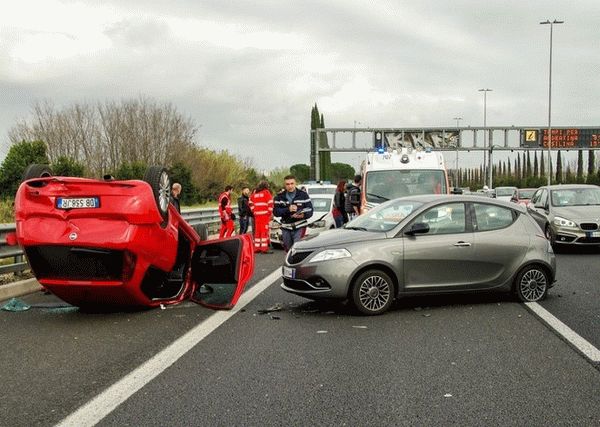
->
[344,174,362,220]
[237,186,252,234]
[273,175,313,252]
[333,179,347,227]
[170,182,182,214]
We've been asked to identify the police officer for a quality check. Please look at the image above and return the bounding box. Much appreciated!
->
[273,175,313,252]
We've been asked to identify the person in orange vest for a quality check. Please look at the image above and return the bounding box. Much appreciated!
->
[249,180,274,253]
[218,185,235,238]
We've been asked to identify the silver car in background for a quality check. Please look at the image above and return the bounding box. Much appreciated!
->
[281,195,556,315]
[270,194,337,247]
[527,184,600,247]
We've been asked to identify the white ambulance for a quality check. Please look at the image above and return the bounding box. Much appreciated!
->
[360,147,449,213]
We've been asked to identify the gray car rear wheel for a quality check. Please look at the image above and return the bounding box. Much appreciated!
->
[351,269,395,315]
[515,264,549,302]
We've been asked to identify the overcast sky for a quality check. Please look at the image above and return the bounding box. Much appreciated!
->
[1,0,599,173]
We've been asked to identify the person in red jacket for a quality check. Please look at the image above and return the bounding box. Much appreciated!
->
[218,185,235,238]
[249,180,274,253]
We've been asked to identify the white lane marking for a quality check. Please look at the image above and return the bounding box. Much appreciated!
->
[525,302,600,363]
[56,268,282,427]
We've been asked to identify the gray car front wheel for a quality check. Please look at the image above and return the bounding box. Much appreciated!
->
[515,264,549,302]
[351,269,395,315]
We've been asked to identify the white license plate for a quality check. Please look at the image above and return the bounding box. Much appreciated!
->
[592,231,600,237]
[282,266,295,279]
[57,197,99,209]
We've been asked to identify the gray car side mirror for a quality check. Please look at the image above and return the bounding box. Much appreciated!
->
[405,222,430,236]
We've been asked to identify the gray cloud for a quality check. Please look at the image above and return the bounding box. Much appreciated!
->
[1,0,599,171]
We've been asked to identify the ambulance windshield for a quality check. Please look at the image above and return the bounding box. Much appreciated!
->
[365,170,446,203]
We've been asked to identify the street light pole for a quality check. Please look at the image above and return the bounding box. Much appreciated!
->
[353,120,361,148]
[540,19,564,186]
[478,88,492,188]
[452,117,462,186]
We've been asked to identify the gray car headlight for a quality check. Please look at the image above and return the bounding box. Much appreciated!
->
[553,216,577,228]
[309,220,326,228]
[309,248,351,263]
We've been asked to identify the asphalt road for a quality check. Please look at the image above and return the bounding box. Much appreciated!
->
[1,247,599,426]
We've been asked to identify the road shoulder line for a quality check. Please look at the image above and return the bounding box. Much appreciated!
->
[525,301,600,363]
[56,267,282,427]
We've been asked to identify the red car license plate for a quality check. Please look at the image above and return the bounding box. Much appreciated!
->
[56,197,100,209]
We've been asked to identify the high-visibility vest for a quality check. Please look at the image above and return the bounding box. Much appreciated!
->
[249,189,273,217]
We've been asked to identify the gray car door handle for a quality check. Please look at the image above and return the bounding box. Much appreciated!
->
[453,241,472,247]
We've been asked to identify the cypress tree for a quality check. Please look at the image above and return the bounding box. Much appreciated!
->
[588,150,596,184]
[577,150,584,183]
[566,163,574,183]
[540,152,545,182]
[310,104,331,180]
[526,151,532,178]
[556,150,563,183]
[533,151,539,177]
[319,113,331,181]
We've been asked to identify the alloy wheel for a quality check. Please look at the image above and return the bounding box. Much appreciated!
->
[158,171,170,213]
[358,275,391,312]
[518,268,547,302]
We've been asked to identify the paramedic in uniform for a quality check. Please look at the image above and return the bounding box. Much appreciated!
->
[218,185,235,238]
[249,181,274,253]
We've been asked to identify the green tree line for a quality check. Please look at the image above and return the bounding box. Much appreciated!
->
[454,150,600,190]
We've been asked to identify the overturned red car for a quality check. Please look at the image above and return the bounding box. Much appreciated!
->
[9,164,255,310]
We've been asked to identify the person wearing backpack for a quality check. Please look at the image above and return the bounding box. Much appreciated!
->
[344,174,362,220]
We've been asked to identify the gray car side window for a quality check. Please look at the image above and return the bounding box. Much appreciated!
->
[473,203,515,232]
[538,189,548,208]
[409,203,466,235]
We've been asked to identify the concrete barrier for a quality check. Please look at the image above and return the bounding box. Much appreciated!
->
[0,278,42,302]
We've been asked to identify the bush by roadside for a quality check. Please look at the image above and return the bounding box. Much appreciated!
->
[0,199,14,223]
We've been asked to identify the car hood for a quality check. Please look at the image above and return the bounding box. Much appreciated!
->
[308,211,330,222]
[552,205,600,221]
[294,228,386,249]
[273,212,330,226]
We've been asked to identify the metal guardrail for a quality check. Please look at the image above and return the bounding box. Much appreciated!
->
[0,207,220,276]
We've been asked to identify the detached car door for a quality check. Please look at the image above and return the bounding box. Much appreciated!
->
[402,202,474,291]
[190,234,254,309]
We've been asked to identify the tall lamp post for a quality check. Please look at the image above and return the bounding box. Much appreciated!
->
[540,19,564,186]
[478,88,492,188]
[452,117,462,186]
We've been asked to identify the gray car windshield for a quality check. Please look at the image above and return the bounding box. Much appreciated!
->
[551,188,600,206]
[495,188,516,197]
[345,199,424,232]
[518,189,536,199]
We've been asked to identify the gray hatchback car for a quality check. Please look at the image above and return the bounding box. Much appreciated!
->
[281,195,556,315]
